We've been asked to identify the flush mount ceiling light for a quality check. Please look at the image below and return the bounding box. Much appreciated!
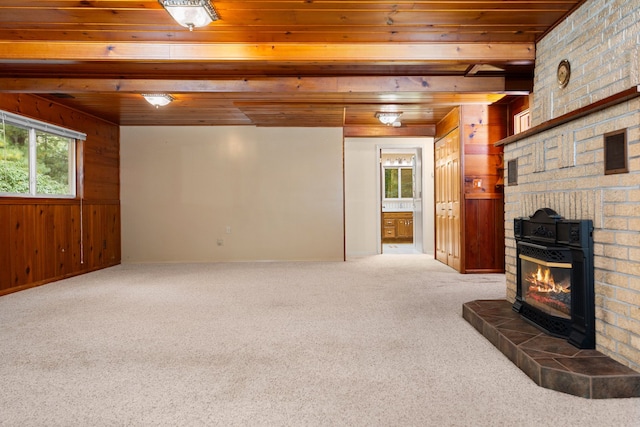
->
[158,0,219,31]
[375,112,402,126]
[142,94,174,108]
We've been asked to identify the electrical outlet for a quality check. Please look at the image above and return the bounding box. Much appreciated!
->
[226,226,231,234]
[217,239,224,246]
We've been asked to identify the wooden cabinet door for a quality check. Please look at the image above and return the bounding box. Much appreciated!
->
[382,212,413,243]
[397,217,413,238]
[382,215,396,242]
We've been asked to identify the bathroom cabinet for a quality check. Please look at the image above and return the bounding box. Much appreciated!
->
[382,212,413,243]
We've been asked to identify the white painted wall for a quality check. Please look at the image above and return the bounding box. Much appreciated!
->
[344,137,435,257]
[120,126,344,262]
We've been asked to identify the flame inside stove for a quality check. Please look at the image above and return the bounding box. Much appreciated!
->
[519,255,572,318]
[527,265,570,294]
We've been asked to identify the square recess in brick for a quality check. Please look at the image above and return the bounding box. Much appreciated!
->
[604,129,627,175]
[507,159,518,185]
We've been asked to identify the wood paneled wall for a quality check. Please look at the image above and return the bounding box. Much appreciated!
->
[0,94,120,295]
[435,104,507,273]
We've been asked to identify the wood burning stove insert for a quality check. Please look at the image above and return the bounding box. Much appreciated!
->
[513,208,595,349]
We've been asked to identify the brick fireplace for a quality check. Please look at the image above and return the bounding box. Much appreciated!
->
[464,90,640,395]
[498,0,640,373]
[513,208,595,349]
[500,91,640,373]
[462,0,640,398]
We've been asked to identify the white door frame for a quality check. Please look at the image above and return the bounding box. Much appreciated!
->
[377,145,424,254]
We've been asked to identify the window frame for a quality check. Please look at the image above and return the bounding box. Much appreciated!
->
[0,110,85,198]
[514,109,531,134]
[383,165,414,200]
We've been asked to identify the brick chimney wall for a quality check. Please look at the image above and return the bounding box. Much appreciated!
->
[503,0,640,371]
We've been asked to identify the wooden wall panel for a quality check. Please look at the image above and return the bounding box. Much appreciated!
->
[83,124,120,201]
[0,94,120,295]
[70,204,83,272]
[434,104,507,273]
[85,203,103,269]
[461,104,506,273]
[38,204,56,281]
[0,205,10,289]
[104,203,121,264]
[9,205,36,287]
[464,197,505,273]
[83,203,121,271]
[47,204,74,278]
[435,107,460,140]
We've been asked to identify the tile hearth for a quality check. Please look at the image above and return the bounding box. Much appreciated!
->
[463,299,640,399]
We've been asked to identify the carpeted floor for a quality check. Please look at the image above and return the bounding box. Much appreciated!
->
[1,254,638,426]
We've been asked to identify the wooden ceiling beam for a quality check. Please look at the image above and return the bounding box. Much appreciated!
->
[344,125,436,138]
[0,76,517,94]
[0,41,535,62]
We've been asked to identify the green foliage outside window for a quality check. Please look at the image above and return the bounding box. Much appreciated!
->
[36,131,70,194]
[384,167,413,200]
[385,168,399,198]
[1,122,72,195]
[400,168,413,198]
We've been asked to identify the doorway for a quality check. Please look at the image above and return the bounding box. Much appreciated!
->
[378,147,423,254]
[343,137,434,259]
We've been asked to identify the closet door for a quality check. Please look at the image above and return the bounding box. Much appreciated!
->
[435,139,448,264]
[435,128,461,270]
[445,128,461,271]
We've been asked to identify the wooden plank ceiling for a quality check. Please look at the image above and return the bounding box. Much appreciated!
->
[0,1,583,130]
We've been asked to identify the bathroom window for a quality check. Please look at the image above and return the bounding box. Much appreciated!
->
[0,110,85,197]
[384,167,413,199]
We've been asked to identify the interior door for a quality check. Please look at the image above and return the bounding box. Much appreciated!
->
[435,129,461,270]
[447,130,461,271]
[435,140,447,263]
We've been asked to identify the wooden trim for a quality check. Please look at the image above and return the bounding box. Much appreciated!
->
[0,197,79,205]
[0,198,119,205]
[496,86,640,147]
[0,261,120,297]
[464,193,503,200]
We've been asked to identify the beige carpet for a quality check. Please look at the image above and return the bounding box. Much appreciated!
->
[1,255,638,426]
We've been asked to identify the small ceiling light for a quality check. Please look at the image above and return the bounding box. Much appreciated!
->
[375,112,402,126]
[158,0,219,31]
[142,94,174,108]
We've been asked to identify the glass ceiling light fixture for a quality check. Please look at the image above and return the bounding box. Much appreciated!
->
[375,112,402,126]
[142,94,174,108]
[158,0,219,31]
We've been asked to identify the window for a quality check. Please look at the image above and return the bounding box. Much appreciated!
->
[0,110,85,197]
[514,109,531,134]
[384,167,413,199]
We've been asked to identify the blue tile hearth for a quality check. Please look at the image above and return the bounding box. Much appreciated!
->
[463,299,640,399]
